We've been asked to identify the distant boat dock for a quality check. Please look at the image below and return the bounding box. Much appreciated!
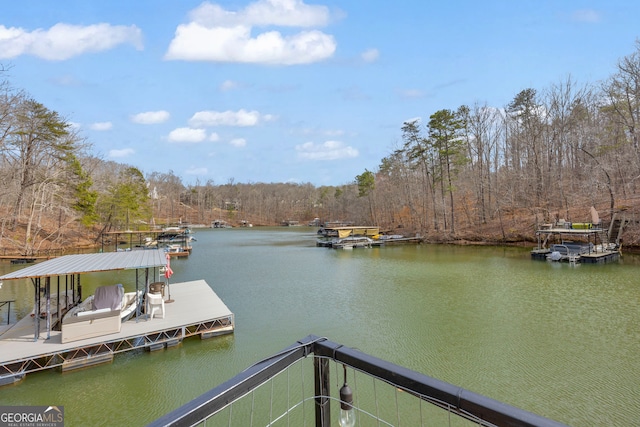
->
[316,225,422,248]
[531,217,623,264]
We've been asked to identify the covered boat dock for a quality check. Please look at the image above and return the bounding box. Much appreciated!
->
[531,225,620,264]
[0,250,234,385]
[316,226,422,247]
[317,226,382,247]
[318,226,380,238]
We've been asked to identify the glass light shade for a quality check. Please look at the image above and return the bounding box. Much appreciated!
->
[339,383,355,427]
[339,407,356,427]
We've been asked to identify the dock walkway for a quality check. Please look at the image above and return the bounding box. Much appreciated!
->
[0,280,233,384]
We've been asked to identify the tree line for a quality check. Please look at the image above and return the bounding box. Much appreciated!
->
[1,40,639,254]
[364,40,640,239]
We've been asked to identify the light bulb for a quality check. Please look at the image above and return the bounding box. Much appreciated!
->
[339,383,355,427]
[339,407,355,427]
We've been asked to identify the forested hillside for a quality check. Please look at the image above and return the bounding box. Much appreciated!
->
[2,41,640,255]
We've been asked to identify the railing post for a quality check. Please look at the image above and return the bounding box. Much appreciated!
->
[0,300,14,325]
[314,356,331,427]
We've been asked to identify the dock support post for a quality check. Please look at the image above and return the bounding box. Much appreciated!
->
[33,278,40,342]
[45,277,51,340]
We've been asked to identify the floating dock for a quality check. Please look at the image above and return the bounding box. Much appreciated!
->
[531,248,620,264]
[0,279,233,385]
[531,224,620,264]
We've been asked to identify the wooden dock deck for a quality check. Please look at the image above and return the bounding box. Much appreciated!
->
[0,280,233,384]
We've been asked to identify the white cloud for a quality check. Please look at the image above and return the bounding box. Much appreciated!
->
[165,24,335,64]
[168,127,207,143]
[209,132,220,141]
[361,48,379,62]
[164,0,336,64]
[89,122,113,131]
[230,138,247,147]
[295,140,358,160]
[131,111,170,124]
[186,167,208,175]
[571,9,601,23]
[109,148,135,158]
[0,23,143,60]
[220,80,240,91]
[190,0,331,28]
[189,109,266,127]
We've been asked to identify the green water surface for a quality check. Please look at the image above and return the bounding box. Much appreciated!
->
[0,228,638,426]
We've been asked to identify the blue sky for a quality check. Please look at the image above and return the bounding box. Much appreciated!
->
[1,1,638,186]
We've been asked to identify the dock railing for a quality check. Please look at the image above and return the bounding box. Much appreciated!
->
[0,300,14,325]
[148,335,568,427]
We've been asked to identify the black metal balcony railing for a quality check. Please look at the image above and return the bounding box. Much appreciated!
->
[148,335,568,427]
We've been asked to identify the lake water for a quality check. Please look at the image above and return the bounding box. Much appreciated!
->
[0,227,639,426]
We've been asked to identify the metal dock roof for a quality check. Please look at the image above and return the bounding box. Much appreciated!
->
[0,249,167,280]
